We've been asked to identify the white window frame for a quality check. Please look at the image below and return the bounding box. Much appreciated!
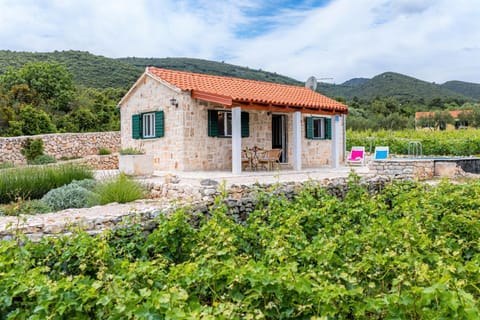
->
[142,112,156,138]
[218,111,232,137]
[313,118,325,139]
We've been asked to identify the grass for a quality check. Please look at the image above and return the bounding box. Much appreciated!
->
[0,199,52,216]
[98,148,112,155]
[0,164,93,204]
[59,156,82,161]
[94,173,146,205]
[0,162,14,170]
[119,148,144,155]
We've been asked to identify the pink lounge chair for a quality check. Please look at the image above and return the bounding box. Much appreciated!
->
[346,146,365,166]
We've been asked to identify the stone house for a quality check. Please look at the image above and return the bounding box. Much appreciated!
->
[118,67,348,174]
[415,110,472,131]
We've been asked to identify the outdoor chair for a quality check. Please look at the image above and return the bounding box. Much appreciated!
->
[374,146,389,160]
[241,148,253,171]
[258,148,282,171]
[346,146,366,166]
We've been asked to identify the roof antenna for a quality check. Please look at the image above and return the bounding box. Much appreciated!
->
[305,76,317,91]
[305,76,334,91]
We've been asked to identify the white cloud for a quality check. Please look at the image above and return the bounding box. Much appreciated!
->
[229,0,480,83]
[0,0,479,83]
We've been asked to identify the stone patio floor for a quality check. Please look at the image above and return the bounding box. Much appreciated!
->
[133,165,370,187]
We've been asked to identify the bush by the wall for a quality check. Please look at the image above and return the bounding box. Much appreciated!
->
[119,148,144,155]
[21,138,45,162]
[98,148,112,155]
[0,162,14,170]
[0,199,51,216]
[0,164,93,204]
[42,181,99,211]
[94,173,146,205]
[71,179,97,190]
[30,154,56,165]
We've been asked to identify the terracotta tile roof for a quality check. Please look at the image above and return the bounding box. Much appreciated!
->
[415,110,470,119]
[147,67,348,114]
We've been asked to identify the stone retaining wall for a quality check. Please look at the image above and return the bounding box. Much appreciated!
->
[0,132,120,164]
[369,159,435,180]
[0,176,390,241]
[73,154,119,170]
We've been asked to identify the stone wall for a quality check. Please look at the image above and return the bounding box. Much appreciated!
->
[80,154,119,170]
[0,132,120,165]
[0,176,390,241]
[369,159,435,180]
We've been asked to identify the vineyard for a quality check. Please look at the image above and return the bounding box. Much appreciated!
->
[347,129,480,156]
[1,177,479,318]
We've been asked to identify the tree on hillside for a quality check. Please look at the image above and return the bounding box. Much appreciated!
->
[0,62,75,112]
[457,105,480,128]
[62,107,98,132]
[15,105,56,135]
[416,111,454,131]
[64,86,122,132]
[416,115,436,130]
[433,111,454,130]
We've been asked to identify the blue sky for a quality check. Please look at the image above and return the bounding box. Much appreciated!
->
[0,0,479,84]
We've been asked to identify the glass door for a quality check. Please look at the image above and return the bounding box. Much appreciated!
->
[271,114,287,163]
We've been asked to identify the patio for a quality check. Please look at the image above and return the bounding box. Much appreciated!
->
[137,165,370,188]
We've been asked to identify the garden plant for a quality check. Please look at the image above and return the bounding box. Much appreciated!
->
[0,178,479,318]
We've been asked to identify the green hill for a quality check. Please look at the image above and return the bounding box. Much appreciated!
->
[341,77,369,87]
[117,57,301,86]
[0,51,300,89]
[0,50,479,103]
[317,72,470,101]
[0,50,141,89]
[441,80,480,100]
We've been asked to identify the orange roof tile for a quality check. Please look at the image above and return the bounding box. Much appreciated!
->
[415,110,471,119]
[147,67,348,114]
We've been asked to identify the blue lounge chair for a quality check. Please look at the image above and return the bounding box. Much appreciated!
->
[374,146,389,160]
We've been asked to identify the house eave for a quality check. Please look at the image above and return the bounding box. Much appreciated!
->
[192,90,233,106]
[117,67,183,108]
[230,100,348,115]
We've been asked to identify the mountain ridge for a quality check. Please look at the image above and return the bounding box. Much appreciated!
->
[318,72,473,101]
[0,50,478,101]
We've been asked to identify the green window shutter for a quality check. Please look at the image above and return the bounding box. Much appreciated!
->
[325,117,332,139]
[208,110,219,137]
[155,111,164,138]
[241,112,249,137]
[132,114,141,139]
[305,116,313,139]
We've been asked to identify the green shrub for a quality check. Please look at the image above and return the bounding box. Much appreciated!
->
[0,164,93,204]
[1,180,480,318]
[42,182,99,211]
[71,179,97,190]
[0,162,14,169]
[59,156,82,161]
[30,154,57,165]
[98,148,112,155]
[119,148,144,155]
[21,138,45,162]
[94,173,146,204]
[0,199,51,216]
